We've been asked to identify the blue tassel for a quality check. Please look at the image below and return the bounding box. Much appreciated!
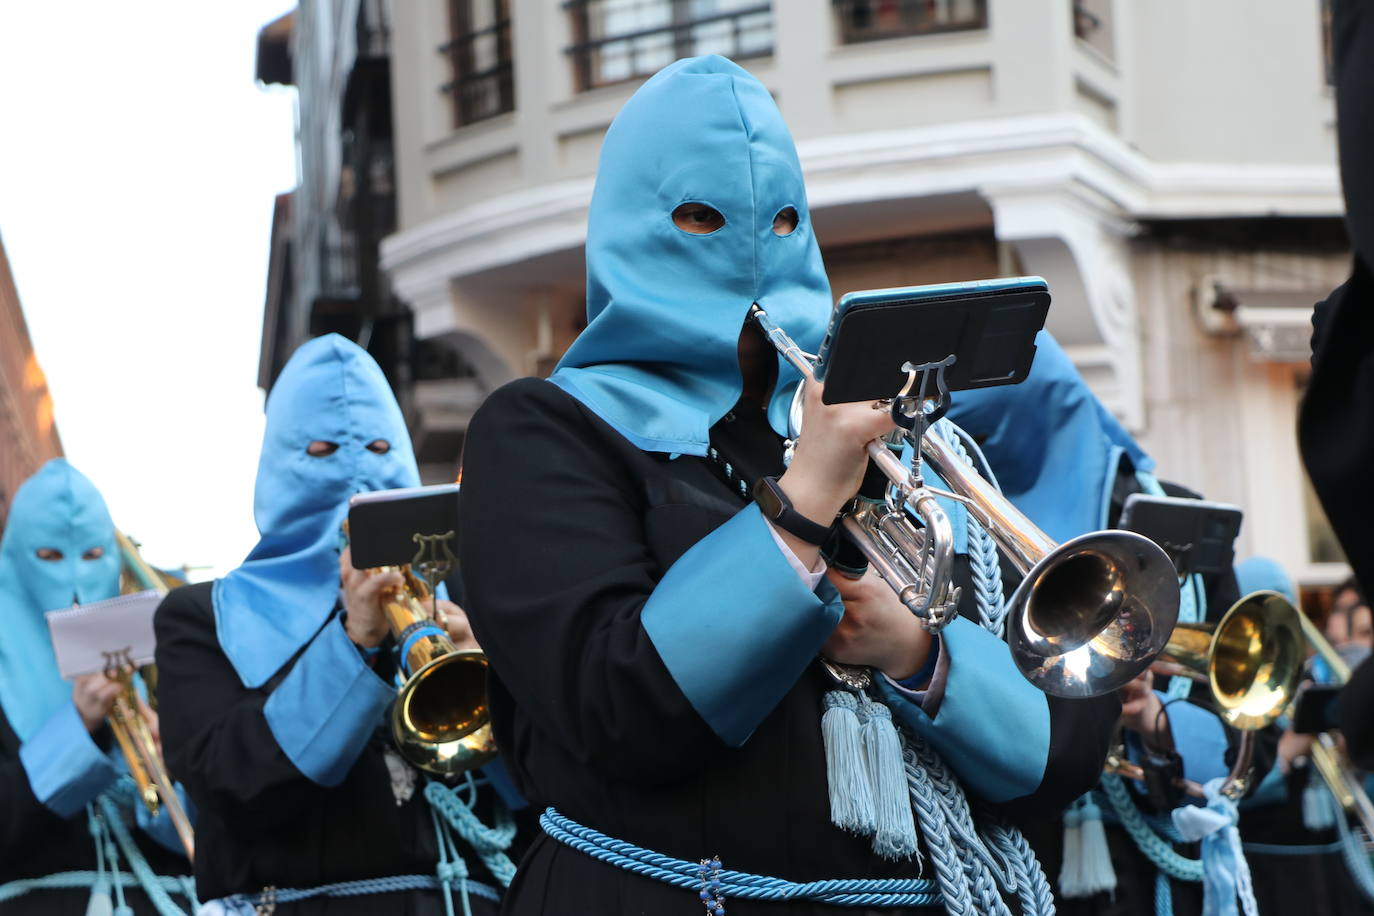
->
[1058,798,1085,897]
[1076,797,1117,898]
[860,697,919,859]
[85,885,113,916]
[822,691,875,835]
[113,906,134,916]
[1303,775,1336,831]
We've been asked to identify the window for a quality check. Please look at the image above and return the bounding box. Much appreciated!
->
[1072,0,1113,61]
[833,0,986,45]
[441,0,515,127]
[566,0,773,92]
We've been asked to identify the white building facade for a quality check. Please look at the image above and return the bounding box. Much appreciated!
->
[381,0,1349,586]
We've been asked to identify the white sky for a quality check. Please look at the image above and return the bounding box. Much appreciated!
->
[0,1,298,579]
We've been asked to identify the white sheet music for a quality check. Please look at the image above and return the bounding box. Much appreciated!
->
[44,590,161,679]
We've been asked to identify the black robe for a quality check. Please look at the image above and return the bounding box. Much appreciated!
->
[154,582,506,915]
[0,707,192,915]
[458,378,1120,915]
[1299,1,1374,594]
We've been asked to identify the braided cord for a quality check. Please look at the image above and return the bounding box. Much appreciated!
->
[100,783,194,916]
[222,874,501,906]
[0,871,198,904]
[540,809,942,907]
[933,420,1005,635]
[1099,775,1203,881]
[425,779,519,888]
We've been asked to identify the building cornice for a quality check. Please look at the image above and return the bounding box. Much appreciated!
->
[382,113,1342,291]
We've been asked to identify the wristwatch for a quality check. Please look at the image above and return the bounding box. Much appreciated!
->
[753,476,833,546]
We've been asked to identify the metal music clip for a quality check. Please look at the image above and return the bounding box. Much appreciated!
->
[411,531,457,617]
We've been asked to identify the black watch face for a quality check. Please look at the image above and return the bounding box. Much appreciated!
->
[754,477,783,519]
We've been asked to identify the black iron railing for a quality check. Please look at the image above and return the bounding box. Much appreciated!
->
[439,1,515,126]
[565,1,773,91]
[832,0,986,44]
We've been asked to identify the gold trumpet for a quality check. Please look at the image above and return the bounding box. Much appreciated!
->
[1292,613,1374,842]
[342,523,496,776]
[750,305,1180,698]
[1108,590,1305,799]
[113,530,195,861]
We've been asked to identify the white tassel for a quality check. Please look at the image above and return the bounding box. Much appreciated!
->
[85,885,113,916]
[1076,796,1117,897]
[822,691,875,835]
[1058,801,1085,897]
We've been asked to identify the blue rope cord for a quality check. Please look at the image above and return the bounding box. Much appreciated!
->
[220,874,502,907]
[424,779,518,887]
[0,871,198,905]
[100,782,195,916]
[1241,839,1346,856]
[540,808,943,907]
[1099,775,1203,882]
[934,420,1005,635]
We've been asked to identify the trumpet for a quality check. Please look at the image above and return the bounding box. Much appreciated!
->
[113,530,195,861]
[1292,613,1374,842]
[342,523,497,776]
[750,305,1180,698]
[1107,590,1305,799]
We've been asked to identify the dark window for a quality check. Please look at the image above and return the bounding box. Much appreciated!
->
[833,0,987,45]
[1072,0,1113,60]
[441,0,515,127]
[566,0,773,92]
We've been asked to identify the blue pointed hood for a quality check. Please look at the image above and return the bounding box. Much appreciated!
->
[0,459,121,740]
[214,334,419,687]
[1234,556,1295,603]
[550,55,831,455]
[943,330,1153,543]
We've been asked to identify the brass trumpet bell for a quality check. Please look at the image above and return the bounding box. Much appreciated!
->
[383,566,498,776]
[1154,590,1305,730]
[1007,531,1183,698]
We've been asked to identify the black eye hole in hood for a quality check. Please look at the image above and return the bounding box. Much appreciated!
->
[672,202,726,235]
[772,207,798,236]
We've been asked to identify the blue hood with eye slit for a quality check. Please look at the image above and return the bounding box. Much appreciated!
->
[0,459,121,740]
[943,330,1154,543]
[214,335,419,687]
[550,55,832,455]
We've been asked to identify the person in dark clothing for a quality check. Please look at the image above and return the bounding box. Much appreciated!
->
[458,55,1118,915]
[1300,0,1374,631]
[0,459,194,914]
[946,331,1278,916]
[155,335,515,915]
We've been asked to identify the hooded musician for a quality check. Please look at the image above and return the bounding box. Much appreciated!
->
[458,55,1120,916]
[0,459,194,914]
[154,335,516,915]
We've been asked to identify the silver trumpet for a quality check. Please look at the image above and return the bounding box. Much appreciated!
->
[752,305,1180,698]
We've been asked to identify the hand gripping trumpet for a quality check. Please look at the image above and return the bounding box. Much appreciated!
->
[750,304,1181,697]
[114,530,195,861]
[1107,590,1306,800]
[342,522,497,777]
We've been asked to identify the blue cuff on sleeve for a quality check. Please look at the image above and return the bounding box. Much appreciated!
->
[19,700,119,818]
[642,505,844,746]
[878,618,1049,803]
[264,617,394,787]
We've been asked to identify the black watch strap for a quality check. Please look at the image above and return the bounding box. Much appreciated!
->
[753,476,833,546]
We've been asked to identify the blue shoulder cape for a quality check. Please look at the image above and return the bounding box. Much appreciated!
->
[214,334,420,687]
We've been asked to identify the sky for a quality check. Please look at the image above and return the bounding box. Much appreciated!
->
[0,1,298,578]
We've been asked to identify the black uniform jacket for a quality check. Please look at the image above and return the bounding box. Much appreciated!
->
[0,709,190,915]
[459,378,1120,915]
[154,582,501,915]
